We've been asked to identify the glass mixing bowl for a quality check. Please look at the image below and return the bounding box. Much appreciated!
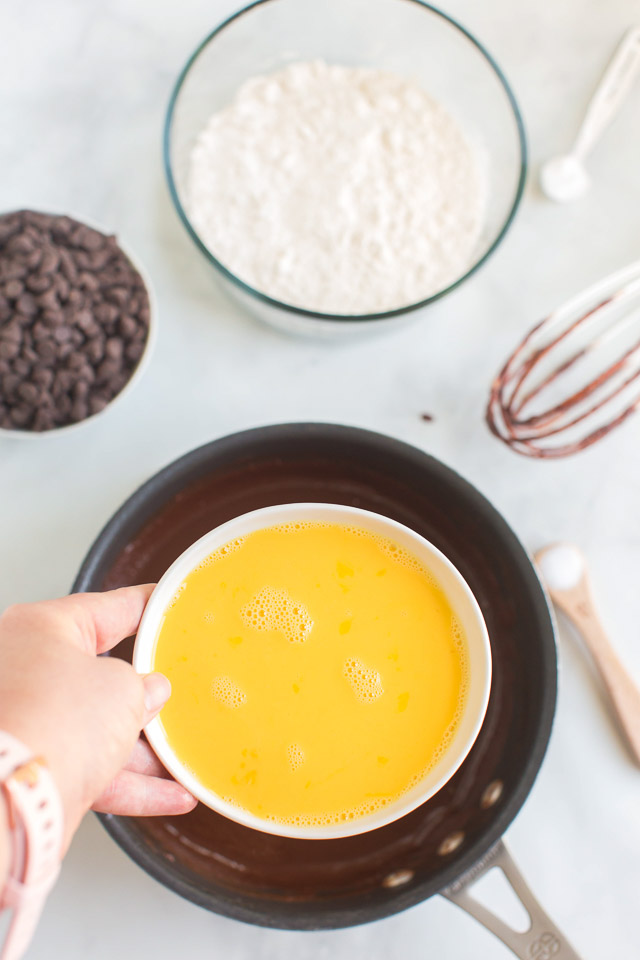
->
[164,0,527,337]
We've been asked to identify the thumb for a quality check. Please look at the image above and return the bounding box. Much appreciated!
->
[141,672,171,726]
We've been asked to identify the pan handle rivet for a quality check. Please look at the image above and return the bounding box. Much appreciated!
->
[480,779,504,809]
[382,868,414,888]
[437,830,464,856]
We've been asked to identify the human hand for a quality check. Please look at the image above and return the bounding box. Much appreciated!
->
[0,586,196,853]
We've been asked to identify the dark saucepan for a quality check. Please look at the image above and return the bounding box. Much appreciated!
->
[73,424,579,957]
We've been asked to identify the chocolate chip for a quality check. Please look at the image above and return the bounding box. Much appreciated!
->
[42,309,64,328]
[22,211,53,231]
[73,379,91,399]
[1,320,23,342]
[56,394,72,417]
[76,363,95,384]
[0,262,27,283]
[24,249,43,271]
[67,289,86,307]
[2,373,21,396]
[0,339,20,359]
[0,220,20,245]
[40,246,60,275]
[71,399,89,422]
[4,279,24,300]
[35,339,56,360]
[95,303,118,325]
[72,250,92,270]
[56,342,74,360]
[59,248,78,284]
[32,367,54,389]
[67,352,86,371]
[53,274,70,302]
[89,248,112,271]
[75,309,97,334]
[32,321,50,340]
[132,321,146,340]
[33,407,55,431]
[26,273,52,294]
[17,381,39,404]
[77,227,104,252]
[96,359,120,382]
[10,404,32,428]
[16,292,38,316]
[9,233,35,256]
[52,325,72,343]
[78,271,100,292]
[105,286,129,307]
[50,216,74,240]
[53,369,73,395]
[86,337,104,364]
[13,357,30,376]
[37,288,60,312]
[125,340,145,363]
[105,337,123,361]
[89,394,108,415]
[118,315,137,339]
[110,371,130,394]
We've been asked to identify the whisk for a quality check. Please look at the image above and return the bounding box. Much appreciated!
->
[486,260,640,458]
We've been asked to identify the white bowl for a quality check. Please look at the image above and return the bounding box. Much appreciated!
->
[133,502,492,840]
[0,214,157,440]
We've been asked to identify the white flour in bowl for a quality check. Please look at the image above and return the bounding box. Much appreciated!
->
[186,60,486,315]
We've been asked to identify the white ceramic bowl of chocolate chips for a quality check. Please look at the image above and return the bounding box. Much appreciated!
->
[0,209,156,437]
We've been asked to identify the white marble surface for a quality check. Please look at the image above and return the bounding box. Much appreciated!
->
[1,0,639,956]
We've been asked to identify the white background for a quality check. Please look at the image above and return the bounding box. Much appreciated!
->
[1,0,639,957]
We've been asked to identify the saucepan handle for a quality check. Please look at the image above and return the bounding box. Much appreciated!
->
[442,839,584,959]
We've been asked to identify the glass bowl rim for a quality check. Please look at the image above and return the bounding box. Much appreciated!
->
[163,0,528,324]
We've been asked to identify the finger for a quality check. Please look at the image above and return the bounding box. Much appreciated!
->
[34,584,156,654]
[74,584,156,653]
[124,738,170,778]
[92,770,197,817]
[142,673,171,725]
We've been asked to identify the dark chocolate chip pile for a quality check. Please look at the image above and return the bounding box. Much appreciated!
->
[0,210,150,432]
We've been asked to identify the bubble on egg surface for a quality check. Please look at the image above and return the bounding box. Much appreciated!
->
[341,525,436,582]
[267,794,392,828]
[273,520,329,534]
[196,537,246,569]
[343,657,384,703]
[166,581,187,609]
[212,676,247,709]
[240,586,313,643]
[287,743,305,771]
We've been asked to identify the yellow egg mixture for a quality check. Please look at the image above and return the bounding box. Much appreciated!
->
[153,521,468,827]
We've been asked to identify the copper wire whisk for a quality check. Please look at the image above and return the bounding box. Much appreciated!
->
[486,261,640,458]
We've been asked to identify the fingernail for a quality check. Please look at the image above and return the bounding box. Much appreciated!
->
[143,672,171,714]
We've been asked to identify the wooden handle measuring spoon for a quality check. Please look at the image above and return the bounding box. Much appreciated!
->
[535,543,640,765]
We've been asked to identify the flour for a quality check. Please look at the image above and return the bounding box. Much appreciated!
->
[187,60,486,315]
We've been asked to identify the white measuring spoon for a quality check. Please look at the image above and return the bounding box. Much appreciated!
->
[535,542,640,765]
[540,26,640,202]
